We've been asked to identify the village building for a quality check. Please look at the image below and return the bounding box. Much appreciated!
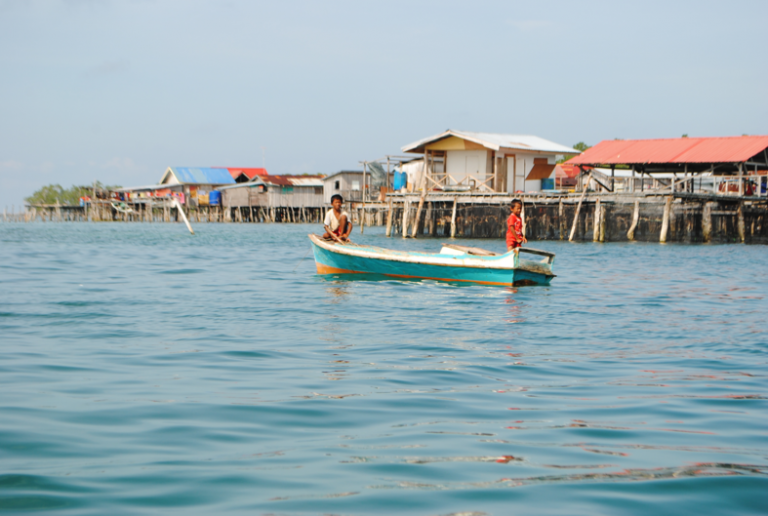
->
[219,174,326,222]
[158,167,237,206]
[322,171,364,204]
[566,135,768,196]
[401,129,580,194]
[111,166,236,206]
[223,167,268,183]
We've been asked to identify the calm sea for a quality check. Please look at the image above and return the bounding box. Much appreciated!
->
[1,222,766,515]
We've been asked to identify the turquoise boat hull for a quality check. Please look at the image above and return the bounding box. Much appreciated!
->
[309,235,555,287]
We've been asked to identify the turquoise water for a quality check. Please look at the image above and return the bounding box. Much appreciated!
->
[1,222,766,515]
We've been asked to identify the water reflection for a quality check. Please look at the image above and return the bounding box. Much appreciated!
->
[367,462,767,492]
[503,288,525,324]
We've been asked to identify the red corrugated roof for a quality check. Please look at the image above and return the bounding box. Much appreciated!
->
[221,167,268,180]
[567,136,768,166]
[555,163,591,179]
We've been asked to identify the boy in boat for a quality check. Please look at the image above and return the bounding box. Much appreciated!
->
[506,199,527,252]
[323,194,353,242]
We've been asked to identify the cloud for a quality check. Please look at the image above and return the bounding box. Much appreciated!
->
[0,160,24,172]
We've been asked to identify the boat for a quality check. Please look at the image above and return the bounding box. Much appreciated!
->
[111,201,134,214]
[308,234,555,286]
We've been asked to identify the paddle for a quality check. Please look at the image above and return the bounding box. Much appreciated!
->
[324,225,346,245]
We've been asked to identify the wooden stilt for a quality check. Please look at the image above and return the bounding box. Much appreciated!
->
[402,199,410,237]
[173,198,194,235]
[627,199,639,240]
[660,195,672,243]
[702,202,712,242]
[558,198,564,240]
[569,172,592,241]
[450,197,457,238]
[411,150,429,238]
[385,198,393,237]
[737,200,745,242]
[599,201,606,242]
[411,194,425,238]
[425,201,433,236]
[593,198,601,242]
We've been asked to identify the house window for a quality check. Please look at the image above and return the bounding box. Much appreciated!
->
[314,187,322,195]
[334,180,340,190]
[351,180,360,191]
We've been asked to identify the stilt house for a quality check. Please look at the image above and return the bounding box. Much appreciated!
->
[221,174,325,208]
[159,167,236,206]
[401,129,580,194]
[322,171,364,204]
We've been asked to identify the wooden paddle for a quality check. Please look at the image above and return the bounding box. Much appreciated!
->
[324,225,346,244]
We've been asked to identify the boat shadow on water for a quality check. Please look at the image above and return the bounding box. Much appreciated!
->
[313,272,546,289]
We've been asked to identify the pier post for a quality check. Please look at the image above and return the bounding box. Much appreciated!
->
[385,198,393,237]
[738,163,744,196]
[402,199,410,238]
[627,199,639,240]
[411,194,426,238]
[593,198,601,242]
[425,201,434,236]
[599,202,606,242]
[450,197,457,238]
[702,201,713,242]
[558,198,564,240]
[173,198,194,235]
[737,201,745,242]
[660,195,672,243]
[569,172,592,241]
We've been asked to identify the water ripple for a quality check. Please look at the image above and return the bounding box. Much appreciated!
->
[0,223,766,514]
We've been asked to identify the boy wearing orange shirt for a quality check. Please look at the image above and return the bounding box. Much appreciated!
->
[506,199,527,252]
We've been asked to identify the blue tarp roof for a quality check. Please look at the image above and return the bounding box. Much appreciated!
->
[170,167,236,185]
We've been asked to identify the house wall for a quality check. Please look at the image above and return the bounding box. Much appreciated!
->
[446,150,488,187]
[324,173,363,204]
[505,154,557,193]
[222,186,253,207]
[259,187,323,208]
[223,185,323,208]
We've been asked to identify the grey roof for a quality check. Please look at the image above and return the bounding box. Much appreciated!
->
[323,170,364,181]
[402,129,581,155]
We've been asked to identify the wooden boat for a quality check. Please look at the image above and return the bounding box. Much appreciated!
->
[308,234,555,286]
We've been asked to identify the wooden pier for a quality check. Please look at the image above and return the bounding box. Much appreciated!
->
[10,192,767,244]
[376,192,767,244]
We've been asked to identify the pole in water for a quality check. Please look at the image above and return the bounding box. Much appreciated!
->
[173,198,195,235]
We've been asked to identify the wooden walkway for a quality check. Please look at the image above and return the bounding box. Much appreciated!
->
[11,192,767,244]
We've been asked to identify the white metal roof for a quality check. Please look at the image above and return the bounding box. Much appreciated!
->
[323,170,364,181]
[114,184,175,192]
[402,129,581,155]
[288,177,324,187]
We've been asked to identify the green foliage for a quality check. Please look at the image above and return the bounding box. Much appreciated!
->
[682,134,688,138]
[558,142,591,164]
[25,182,121,205]
[573,142,590,152]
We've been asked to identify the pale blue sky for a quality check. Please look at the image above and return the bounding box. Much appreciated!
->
[1,0,766,207]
